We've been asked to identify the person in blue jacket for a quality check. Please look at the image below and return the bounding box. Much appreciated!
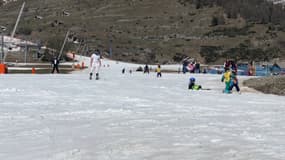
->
[270,62,281,75]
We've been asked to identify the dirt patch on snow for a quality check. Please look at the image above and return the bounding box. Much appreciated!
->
[243,76,285,96]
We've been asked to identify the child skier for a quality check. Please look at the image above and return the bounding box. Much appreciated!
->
[156,64,162,77]
[188,77,202,90]
[221,68,232,93]
[229,70,241,93]
[89,49,102,80]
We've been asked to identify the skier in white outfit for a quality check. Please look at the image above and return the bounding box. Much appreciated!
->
[89,50,102,80]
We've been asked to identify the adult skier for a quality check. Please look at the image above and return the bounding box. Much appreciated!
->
[89,49,102,80]
[144,64,150,74]
[51,56,60,74]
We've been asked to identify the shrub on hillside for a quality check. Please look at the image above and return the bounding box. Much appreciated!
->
[18,26,33,35]
[200,46,223,63]
[180,0,285,27]
[172,53,188,62]
[205,26,251,37]
[200,43,281,63]
[211,16,219,26]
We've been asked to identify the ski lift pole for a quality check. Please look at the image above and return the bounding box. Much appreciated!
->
[85,44,89,57]
[79,44,85,62]
[58,30,70,59]
[75,41,82,61]
[24,39,27,64]
[11,1,25,38]
[109,32,112,57]
[1,31,4,63]
[80,44,87,69]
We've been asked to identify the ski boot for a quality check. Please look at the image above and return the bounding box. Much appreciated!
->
[89,73,93,80]
[95,73,99,80]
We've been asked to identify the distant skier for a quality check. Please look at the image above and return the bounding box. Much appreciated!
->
[188,62,195,73]
[203,68,207,74]
[182,60,188,74]
[156,64,162,77]
[188,77,202,90]
[51,56,60,74]
[195,61,201,73]
[248,61,256,76]
[230,60,238,73]
[144,64,150,74]
[224,59,231,72]
[221,68,232,93]
[89,49,102,80]
[270,62,281,75]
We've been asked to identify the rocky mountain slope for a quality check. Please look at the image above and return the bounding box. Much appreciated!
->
[1,0,285,64]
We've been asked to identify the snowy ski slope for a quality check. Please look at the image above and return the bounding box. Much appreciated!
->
[0,57,285,160]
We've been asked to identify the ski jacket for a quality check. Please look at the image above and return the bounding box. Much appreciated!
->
[222,71,231,82]
[189,82,202,90]
[156,67,161,73]
[231,73,238,84]
[192,85,201,90]
[51,58,59,65]
[90,53,101,67]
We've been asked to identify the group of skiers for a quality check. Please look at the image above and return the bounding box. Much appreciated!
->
[50,49,239,94]
[221,67,240,94]
[51,50,285,94]
[187,59,241,93]
[49,49,102,80]
[87,50,240,93]
[224,59,237,73]
[188,68,240,93]
[182,59,201,74]
[221,59,241,93]
[121,64,161,77]
[88,49,163,80]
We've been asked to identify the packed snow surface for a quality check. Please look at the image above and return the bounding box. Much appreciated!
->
[0,58,285,160]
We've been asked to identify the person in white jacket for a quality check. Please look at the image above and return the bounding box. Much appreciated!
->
[89,49,102,80]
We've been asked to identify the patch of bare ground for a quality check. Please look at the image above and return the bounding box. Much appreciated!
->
[243,76,285,96]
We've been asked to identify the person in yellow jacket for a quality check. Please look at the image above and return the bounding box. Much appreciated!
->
[221,68,232,93]
[156,64,162,77]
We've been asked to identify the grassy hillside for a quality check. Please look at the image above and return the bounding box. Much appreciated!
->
[1,0,285,64]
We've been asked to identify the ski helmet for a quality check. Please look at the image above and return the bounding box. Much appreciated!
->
[190,77,195,82]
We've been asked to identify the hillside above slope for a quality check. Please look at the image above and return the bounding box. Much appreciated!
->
[1,0,285,64]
